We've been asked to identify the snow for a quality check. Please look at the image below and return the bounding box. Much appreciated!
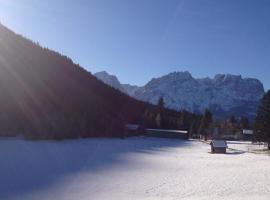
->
[146,129,188,133]
[1,137,270,200]
[126,124,140,130]
[211,140,228,148]
[243,129,254,135]
[94,71,264,116]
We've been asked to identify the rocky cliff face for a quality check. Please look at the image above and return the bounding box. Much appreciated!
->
[94,71,140,96]
[94,71,265,119]
[94,71,126,93]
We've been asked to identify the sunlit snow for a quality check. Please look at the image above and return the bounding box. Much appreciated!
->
[1,137,270,200]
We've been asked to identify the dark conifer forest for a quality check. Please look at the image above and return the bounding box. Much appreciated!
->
[0,24,199,139]
[254,91,270,149]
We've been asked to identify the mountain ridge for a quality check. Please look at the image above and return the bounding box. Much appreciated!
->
[94,71,265,119]
[0,24,150,138]
[0,23,190,139]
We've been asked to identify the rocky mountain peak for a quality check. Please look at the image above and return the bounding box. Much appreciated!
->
[94,71,125,92]
[94,70,265,119]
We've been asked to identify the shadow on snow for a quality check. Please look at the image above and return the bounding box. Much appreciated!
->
[0,136,191,199]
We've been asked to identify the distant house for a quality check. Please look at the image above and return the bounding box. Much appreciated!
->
[145,129,188,139]
[210,140,228,153]
[243,129,253,135]
[125,124,141,137]
[242,129,253,141]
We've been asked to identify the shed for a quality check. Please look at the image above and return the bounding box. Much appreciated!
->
[125,124,141,137]
[125,124,140,131]
[242,129,253,141]
[210,140,227,154]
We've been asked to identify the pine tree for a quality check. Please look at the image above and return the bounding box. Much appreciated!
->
[158,97,165,111]
[240,116,250,129]
[178,110,190,130]
[155,113,162,128]
[254,91,270,149]
[230,116,237,124]
[229,115,238,135]
[199,109,213,141]
[155,97,165,128]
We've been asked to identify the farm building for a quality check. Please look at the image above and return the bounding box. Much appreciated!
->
[210,140,228,154]
[145,129,188,139]
[243,129,253,140]
[125,124,141,137]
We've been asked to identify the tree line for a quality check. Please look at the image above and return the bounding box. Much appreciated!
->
[141,97,213,140]
[254,91,270,149]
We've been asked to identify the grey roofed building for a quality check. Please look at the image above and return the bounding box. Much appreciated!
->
[243,129,253,135]
[210,140,228,154]
[125,124,140,131]
[125,124,141,137]
[145,129,188,139]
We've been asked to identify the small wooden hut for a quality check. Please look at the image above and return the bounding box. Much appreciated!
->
[210,140,227,154]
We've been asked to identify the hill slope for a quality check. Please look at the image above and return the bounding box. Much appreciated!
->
[0,24,151,139]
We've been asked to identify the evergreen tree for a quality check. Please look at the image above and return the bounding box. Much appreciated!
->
[155,113,162,128]
[199,109,213,141]
[254,91,270,149]
[155,97,165,128]
[229,115,238,134]
[240,116,250,129]
[189,116,201,138]
[230,116,237,124]
[158,97,165,111]
[178,110,190,131]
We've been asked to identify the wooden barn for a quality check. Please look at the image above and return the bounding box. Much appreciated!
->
[210,140,228,154]
[145,129,188,140]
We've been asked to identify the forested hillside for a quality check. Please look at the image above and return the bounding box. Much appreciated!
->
[0,24,197,139]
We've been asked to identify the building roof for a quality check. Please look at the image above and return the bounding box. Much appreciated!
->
[146,129,188,134]
[125,124,140,130]
[211,140,228,148]
[243,129,253,135]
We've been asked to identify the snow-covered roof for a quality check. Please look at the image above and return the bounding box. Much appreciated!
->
[125,124,140,130]
[211,140,228,148]
[243,129,253,135]
[146,129,188,134]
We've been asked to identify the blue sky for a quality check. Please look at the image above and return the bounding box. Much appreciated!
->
[0,0,269,89]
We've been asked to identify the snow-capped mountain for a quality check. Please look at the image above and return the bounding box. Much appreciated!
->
[94,71,127,93]
[94,71,265,118]
[94,71,140,96]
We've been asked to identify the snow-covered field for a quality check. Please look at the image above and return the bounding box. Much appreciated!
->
[0,137,270,200]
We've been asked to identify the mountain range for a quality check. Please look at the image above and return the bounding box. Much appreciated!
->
[95,71,265,119]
